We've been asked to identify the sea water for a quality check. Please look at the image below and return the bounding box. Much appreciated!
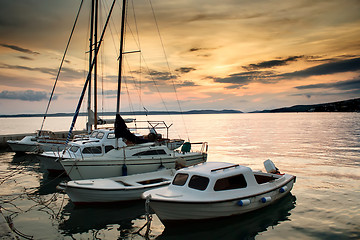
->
[0,113,359,239]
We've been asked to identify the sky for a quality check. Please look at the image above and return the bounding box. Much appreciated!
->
[0,0,359,115]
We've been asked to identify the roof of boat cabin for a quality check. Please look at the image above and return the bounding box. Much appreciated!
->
[177,162,252,178]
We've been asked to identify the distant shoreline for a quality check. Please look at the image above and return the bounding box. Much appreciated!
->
[0,109,243,118]
[1,97,359,118]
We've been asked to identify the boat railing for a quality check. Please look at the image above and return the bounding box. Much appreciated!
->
[179,142,208,154]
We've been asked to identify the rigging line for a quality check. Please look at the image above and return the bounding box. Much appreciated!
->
[39,0,84,135]
[127,0,145,112]
[147,0,189,139]
[66,0,118,144]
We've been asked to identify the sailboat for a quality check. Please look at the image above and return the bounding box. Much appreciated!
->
[35,0,208,180]
[57,0,208,180]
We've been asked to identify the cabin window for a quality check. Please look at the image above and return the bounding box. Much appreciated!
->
[132,149,167,156]
[96,132,105,139]
[90,131,98,138]
[172,173,188,186]
[105,145,114,153]
[107,133,115,139]
[82,146,102,154]
[214,174,247,191]
[69,146,80,153]
[188,175,209,191]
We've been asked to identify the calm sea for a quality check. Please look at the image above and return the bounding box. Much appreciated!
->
[0,113,359,239]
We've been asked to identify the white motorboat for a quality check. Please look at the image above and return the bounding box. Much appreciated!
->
[38,128,123,172]
[60,141,208,180]
[7,130,69,154]
[58,168,176,205]
[142,160,296,226]
[39,125,188,173]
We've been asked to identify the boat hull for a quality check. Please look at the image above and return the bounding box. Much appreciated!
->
[147,177,295,224]
[7,140,39,153]
[7,136,66,154]
[61,169,175,205]
[61,153,207,180]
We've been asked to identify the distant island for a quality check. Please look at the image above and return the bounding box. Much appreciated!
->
[0,109,243,118]
[252,97,360,113]
[1,98,359,118]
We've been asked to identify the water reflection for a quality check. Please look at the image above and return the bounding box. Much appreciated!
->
[156,194,296,240]
[58,201,146,236]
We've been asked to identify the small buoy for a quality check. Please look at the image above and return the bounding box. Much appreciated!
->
[237,199,251,206]
[279,186,288,193]
[260,197,272,203]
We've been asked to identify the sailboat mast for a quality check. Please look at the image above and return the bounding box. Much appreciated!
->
[87,0,94,133]
[116,0,127,114]
[94,0,99,130]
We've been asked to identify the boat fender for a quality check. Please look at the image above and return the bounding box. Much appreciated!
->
[237,199,251,206]
[122,164,128,176]
[260,197,272,203]
[279,186,288,193]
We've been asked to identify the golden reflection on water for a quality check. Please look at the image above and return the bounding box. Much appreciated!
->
[0,113,359,239]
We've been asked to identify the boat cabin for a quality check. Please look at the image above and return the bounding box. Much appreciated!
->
[169,162,281,194]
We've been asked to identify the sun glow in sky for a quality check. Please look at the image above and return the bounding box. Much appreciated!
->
[0,0,359,114]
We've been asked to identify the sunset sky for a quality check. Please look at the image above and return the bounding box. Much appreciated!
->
[0,0,359,115]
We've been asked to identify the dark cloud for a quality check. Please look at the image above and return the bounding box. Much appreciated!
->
[18,56,34,60]
[0,43,39,55]
[295,78,360,91]
[212,57,360,89]
[243,56,304,70]
[176,81,197,87]
[0,90,55,101]
[0,64,84,79]
[175,67,196,74]
[212,71,275,88]
[281,57,360,79]
[0,63,56,75]
[148,70,177,81]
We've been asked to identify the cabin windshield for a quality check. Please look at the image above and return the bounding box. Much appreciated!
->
[172,173,188,186]
[188,175,209,191]
[214,174,247,191]
[90,131,98,138]
[96,132,105,139]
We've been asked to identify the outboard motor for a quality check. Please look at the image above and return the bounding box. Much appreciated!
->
[264,159,280,174]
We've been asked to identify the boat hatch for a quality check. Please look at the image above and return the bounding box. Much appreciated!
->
[254,174,278,184]
[137,178,168,185]
[132,149,167,156]
[115,180,133,186]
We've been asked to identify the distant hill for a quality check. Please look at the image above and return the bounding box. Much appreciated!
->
[253,98,360,113]
[0,109,243,118]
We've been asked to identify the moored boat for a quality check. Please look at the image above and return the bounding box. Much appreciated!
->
[7,130,69,154]
[58,168,176,205]
[60,141,208,180]
[142,160,296,225]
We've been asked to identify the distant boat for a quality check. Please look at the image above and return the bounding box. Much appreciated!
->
[57,168,176,205]
[142,160,296,226]
[7,130,68,154]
